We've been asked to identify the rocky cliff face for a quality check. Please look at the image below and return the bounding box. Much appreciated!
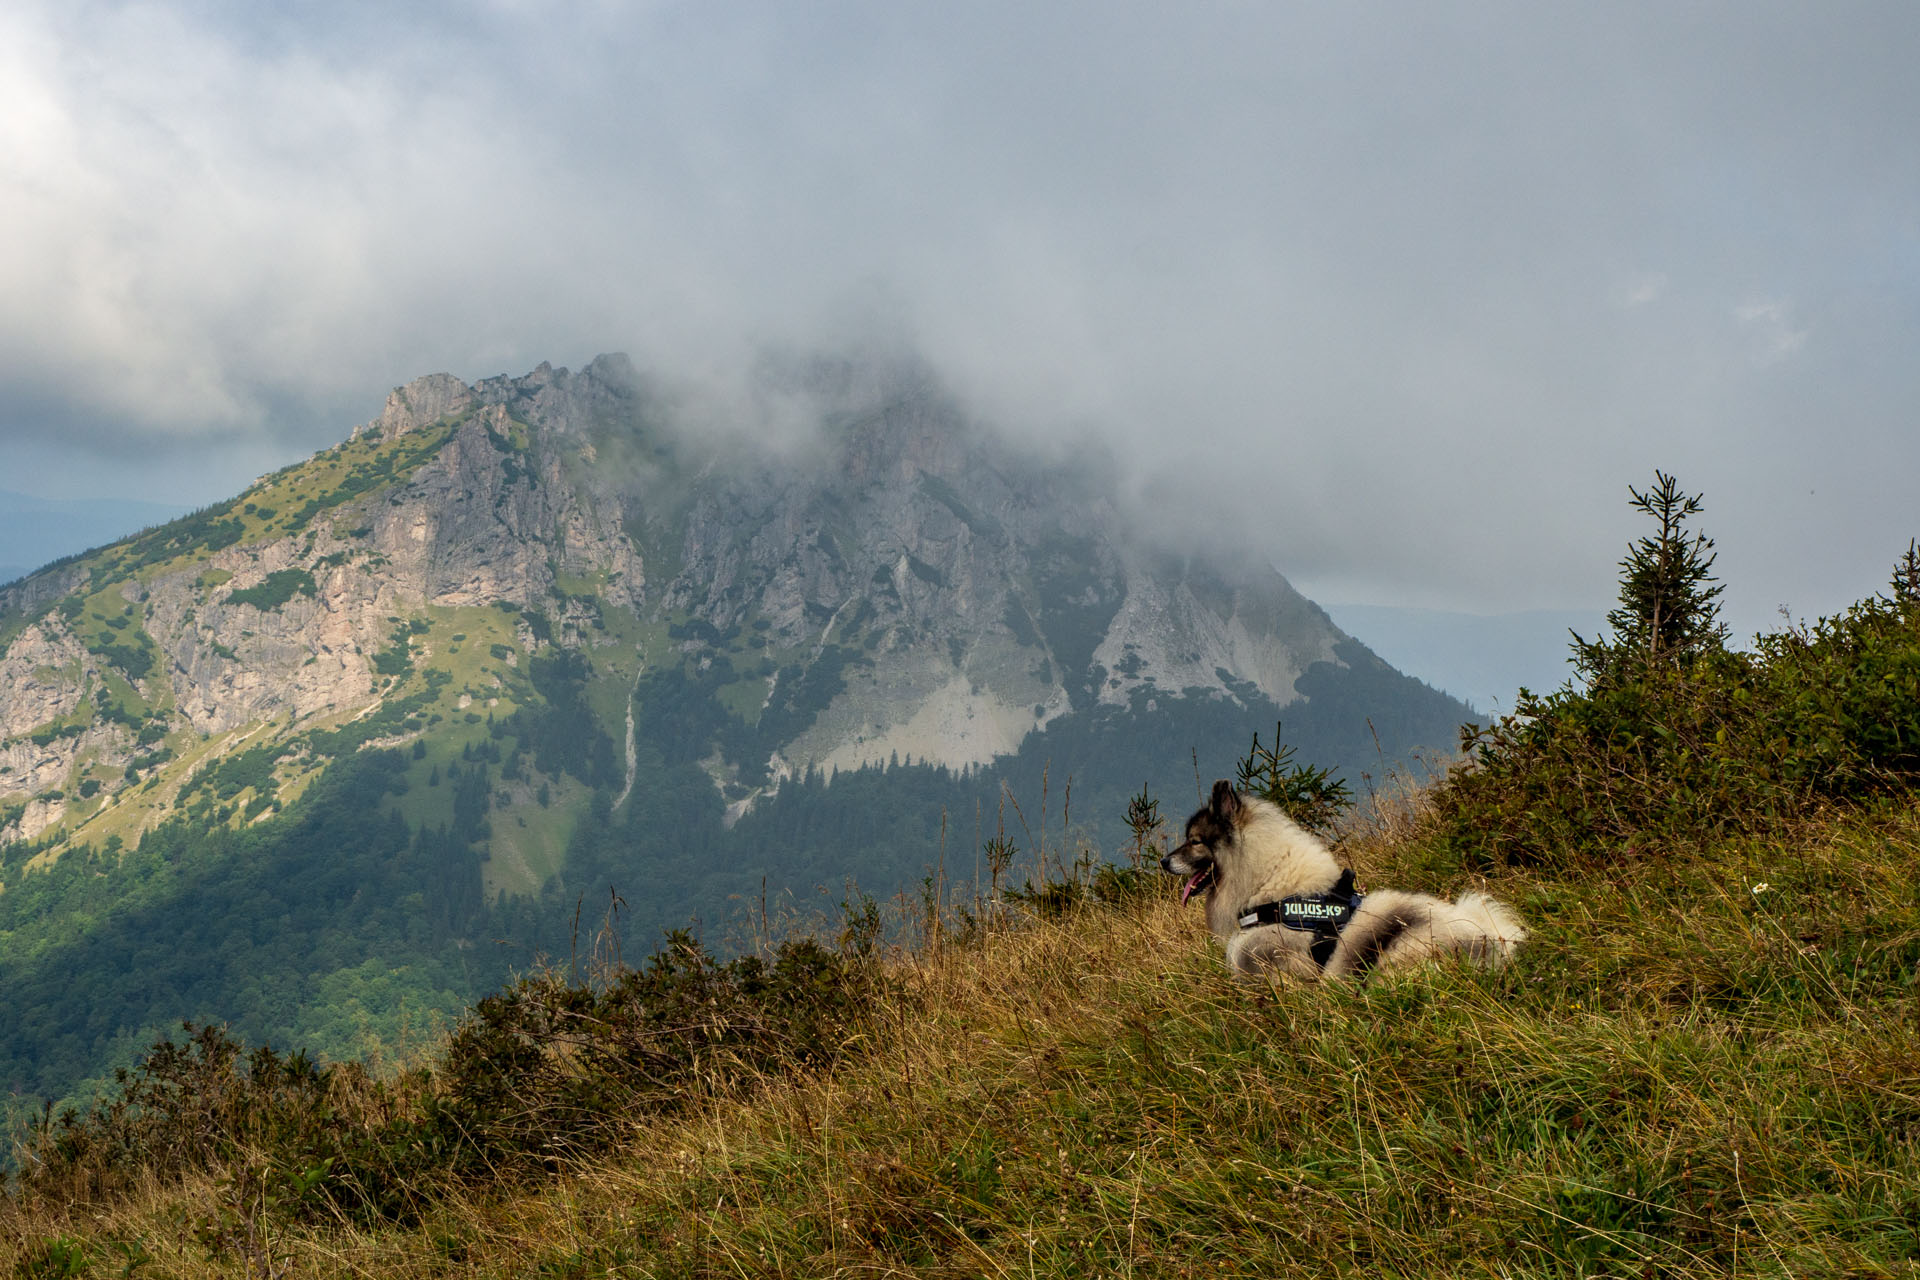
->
[0,353,1403,848]
[0,352,1483,1119]
[651,374,1349,784]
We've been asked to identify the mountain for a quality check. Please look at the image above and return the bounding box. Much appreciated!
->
[0,354,1471,1105]
[1316,604,1607,715]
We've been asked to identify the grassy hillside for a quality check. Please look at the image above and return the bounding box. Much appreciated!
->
[13,499,1920,1276]
[6,765,1920,1276]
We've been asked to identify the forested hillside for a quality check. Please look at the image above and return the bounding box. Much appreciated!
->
[0,355,1468,1111]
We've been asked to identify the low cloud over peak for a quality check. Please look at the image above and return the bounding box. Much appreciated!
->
[3,2,1918,642]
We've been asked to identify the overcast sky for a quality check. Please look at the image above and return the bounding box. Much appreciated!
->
[3,2,1916,641]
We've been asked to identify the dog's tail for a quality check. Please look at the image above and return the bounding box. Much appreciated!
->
[1439,892,1528,965]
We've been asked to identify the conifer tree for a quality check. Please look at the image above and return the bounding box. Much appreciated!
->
[1573,470,1727,685]
[1891,539,1920,607]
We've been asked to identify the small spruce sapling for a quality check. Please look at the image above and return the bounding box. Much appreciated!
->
[983,832,1016,896]
[1123,784,1163,870]
[1890,538,1920,609]
[1235,721,1352,835]
[1083,783,1168,905]
[1573,469,1728,686]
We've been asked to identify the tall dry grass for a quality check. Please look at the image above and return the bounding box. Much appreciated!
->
[8,779,1920,1277]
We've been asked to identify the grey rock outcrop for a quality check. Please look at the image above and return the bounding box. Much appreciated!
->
[0,352,1368,844]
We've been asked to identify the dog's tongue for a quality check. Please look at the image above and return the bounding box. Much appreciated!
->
[1181,870,1208,906]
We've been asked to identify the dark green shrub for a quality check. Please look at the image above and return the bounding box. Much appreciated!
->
[370,620,416,677]
[428,933,883,1173]
[12,932,885,1228]
[224,570,317,612]
[1434,561,1920,867]
[11,1234,91,1278]
[90,630,157,681]
[12,1023,422,1225]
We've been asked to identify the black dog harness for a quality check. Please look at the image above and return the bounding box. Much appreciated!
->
[1237,868,1364,970]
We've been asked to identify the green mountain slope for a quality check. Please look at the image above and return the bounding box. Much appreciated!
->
[0,354,1470,1107]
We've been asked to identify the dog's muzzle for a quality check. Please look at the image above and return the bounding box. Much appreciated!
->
[1163,842,1216,905]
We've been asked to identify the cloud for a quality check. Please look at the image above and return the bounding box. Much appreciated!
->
[1734,300,1809,364]
[2,1,1919,640]
[1614,273,1669,308]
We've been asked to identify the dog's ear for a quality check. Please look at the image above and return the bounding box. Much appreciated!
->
[1209,779,1241,822]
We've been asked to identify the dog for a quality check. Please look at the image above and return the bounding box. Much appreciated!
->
[1162,780,1525,979]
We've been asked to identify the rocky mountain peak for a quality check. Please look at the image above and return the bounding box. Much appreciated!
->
[352,372,475,441]
[0,352,1465,850]
[0,350,1472,1117]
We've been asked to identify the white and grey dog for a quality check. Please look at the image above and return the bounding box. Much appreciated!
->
[1163,780,1526,979]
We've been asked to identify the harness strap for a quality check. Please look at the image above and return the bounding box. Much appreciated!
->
[1237,868,1363,970]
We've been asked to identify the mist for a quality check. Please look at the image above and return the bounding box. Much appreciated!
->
[4,2,1918,642]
